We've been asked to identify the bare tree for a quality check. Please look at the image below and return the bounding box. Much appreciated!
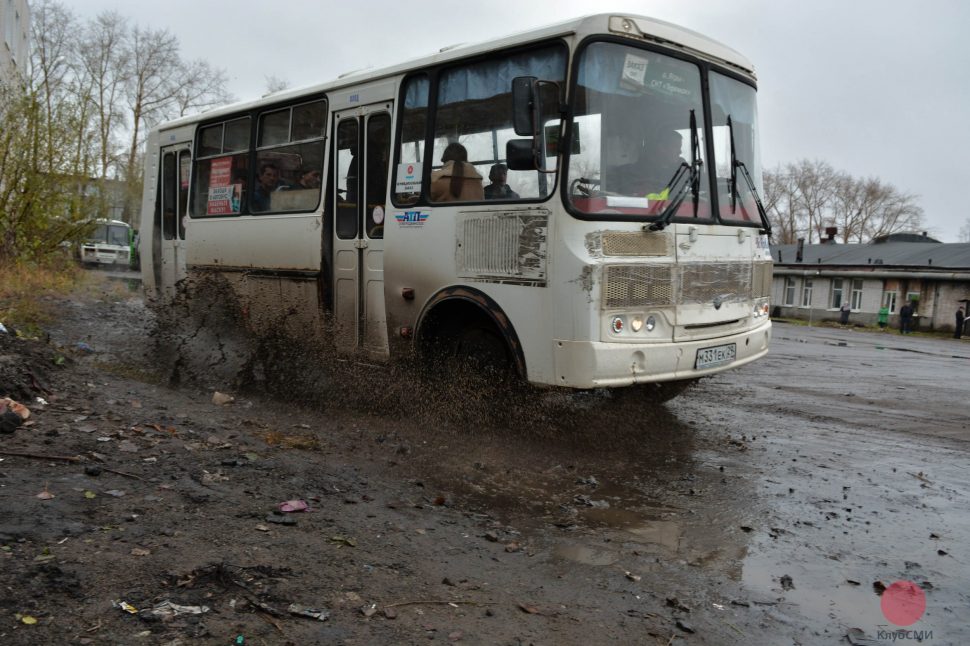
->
[173,59,233,118]
[791,159,835,243]
[77,11,130,179]
[265,75,290,95]
[763,166,801,244]
[762,159,925,245]
[958,218,970,243]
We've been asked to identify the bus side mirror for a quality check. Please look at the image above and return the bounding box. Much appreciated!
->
[512,76,538,136]
[506,139,535,171]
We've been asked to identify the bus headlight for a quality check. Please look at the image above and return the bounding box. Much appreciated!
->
[631,316,643,332]
[753,298,770,318]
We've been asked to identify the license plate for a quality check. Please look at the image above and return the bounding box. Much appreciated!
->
[695,343,736,370]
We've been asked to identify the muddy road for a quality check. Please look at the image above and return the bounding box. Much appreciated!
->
[1,279,967,645]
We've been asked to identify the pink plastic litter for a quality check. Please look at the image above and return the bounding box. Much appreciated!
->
[278,500,312,513]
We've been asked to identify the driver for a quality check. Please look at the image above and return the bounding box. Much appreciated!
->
[613,130,685,198]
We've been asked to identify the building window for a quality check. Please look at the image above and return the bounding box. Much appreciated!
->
[905,291,920,308]
[783,277,796,306]
[883,291,897,313]
[851,279,864,310]
[801,278,813,307]
[831,278,844,308]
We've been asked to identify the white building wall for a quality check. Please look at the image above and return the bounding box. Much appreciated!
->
[0,0,30,87]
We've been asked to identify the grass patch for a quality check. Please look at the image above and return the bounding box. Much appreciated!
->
[0,259,90,336]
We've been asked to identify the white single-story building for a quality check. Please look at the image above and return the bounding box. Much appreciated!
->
[770,233,970,333]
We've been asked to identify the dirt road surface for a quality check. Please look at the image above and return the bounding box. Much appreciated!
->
[0,277,967,645]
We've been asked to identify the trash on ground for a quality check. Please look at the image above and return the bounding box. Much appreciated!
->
[36,487,55,500]
[147,600,211,618]
[16,613,37,625]
[846,628,881,645]
[212,391,235,406]
[278,499,311,513]
[360,603,377,617]
[0,398,31,420]
[114,600,139,614]
[287,603,330,621]
[330,535,357,547]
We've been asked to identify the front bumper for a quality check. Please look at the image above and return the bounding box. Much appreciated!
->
[553,320,771,388]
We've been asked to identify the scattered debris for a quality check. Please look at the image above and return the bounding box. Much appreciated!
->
[666,597,690,613]
[212,391,235,406]
[329,535,357,547]
[360,603,378,617]
[779,575,795,591]
[676,619,695,633]
[287,604,330,621]
[625,571,641,582]
[114,600,139,614]
[147,600,211,618]
[846,628,881,645]
[873,581,887,595]
[264,513,297,526]
[278,499,311,513]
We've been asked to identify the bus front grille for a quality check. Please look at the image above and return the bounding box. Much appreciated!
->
[679,262,751,305]
[603,261,762,309]
[603,265,674,308]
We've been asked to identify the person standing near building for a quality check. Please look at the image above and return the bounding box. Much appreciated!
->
[877,305,889,330]
[899,301,914,334]
[956,305,965,339]
[839,301,851,325]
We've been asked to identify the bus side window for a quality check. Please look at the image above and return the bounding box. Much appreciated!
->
[393,74,429,206]
[429,44,567,204]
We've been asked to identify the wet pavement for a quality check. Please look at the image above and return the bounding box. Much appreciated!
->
[7,293,969,644]
[406,323,970,643]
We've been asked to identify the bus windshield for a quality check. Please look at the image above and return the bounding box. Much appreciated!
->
[89,223,130,246]
[567,41,709,220]
[709,71,762,224]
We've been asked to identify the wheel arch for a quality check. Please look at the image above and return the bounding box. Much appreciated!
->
[414,286,527,379]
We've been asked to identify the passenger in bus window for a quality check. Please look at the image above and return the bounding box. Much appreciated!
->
[430,143,484,202]
[252,163,283,211]
[484,163,520,200]
[293,168,322,190]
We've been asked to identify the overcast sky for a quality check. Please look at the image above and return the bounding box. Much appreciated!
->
[64,0,969,240]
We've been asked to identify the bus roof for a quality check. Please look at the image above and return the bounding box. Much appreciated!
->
[153,13,755,133]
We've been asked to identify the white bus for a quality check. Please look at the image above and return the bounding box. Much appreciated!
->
[80,219,133,268]
[140,13,773,400]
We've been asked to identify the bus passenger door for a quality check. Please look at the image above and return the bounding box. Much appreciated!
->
[156,144,191,299]
[332,106,392,357]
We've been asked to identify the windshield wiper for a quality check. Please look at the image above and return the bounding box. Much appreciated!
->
[727,115,772,237]
[648,110,702,232]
